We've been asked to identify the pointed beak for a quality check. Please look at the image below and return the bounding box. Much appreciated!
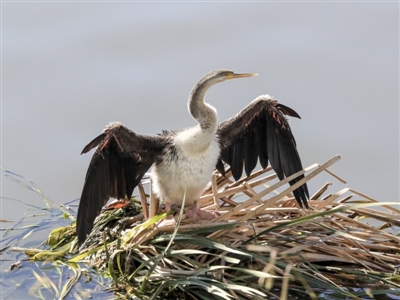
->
[227,72,258,79]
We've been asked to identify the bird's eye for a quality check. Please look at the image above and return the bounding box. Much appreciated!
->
[222,71,234,78]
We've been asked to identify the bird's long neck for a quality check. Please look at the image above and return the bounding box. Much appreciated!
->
[188,79,218,132]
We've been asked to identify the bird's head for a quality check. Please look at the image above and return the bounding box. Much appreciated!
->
[204,69,258,85]
[188,69,258,120]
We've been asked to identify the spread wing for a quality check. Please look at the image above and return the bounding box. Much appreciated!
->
[217,95,309,208]
[76,122,166,245]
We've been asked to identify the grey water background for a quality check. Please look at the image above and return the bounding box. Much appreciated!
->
[1,2,399,248]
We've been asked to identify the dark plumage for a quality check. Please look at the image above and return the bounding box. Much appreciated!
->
[217,97,308,207]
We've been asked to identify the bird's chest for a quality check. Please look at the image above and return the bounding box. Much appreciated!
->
[151,131,220,205]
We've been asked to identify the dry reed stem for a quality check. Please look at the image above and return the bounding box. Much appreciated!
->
[314,188,350,210]
[137,182,148,220]
[310,181,332,200]
[324,168,347,184]
[149,186,159,219]
[349,188,400,215]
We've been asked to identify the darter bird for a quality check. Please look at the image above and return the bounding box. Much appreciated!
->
[76,69,309,245]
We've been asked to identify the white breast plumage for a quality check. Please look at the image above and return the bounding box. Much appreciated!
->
[151,125,220,206]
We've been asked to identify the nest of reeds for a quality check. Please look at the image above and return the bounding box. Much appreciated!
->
[41,155,400,299]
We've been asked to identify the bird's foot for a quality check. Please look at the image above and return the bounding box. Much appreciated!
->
[157,214,177,227]
[185,204,220,221]
[185,208,220,221]
[158,200,220,224]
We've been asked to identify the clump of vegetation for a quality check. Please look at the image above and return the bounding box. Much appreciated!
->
[10,156,400,299]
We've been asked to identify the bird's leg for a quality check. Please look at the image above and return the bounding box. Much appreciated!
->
[185,200,220,221]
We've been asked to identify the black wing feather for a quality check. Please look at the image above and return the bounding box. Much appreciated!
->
[267,121,284,180]
[77,123,165,245]
[243,131,258,177]
[216,158,226,176]
[256,117,269,169]
[231,140,244,180]
[217,95,309,208]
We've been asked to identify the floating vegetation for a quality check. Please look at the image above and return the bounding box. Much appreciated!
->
[5,156,400,299]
